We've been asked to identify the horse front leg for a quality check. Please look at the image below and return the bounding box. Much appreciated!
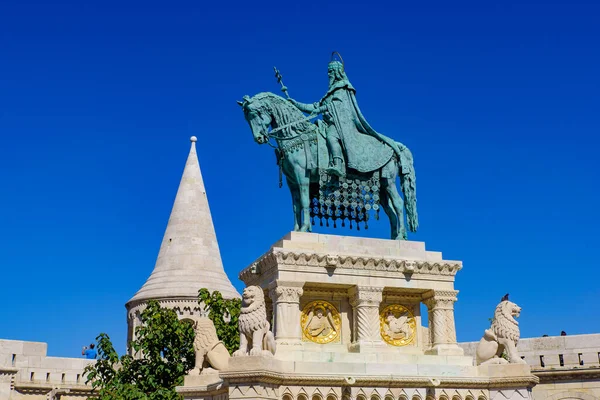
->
[286,179,301,231]
[297,175,312,232]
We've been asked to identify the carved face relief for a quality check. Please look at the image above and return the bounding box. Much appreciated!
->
[301,300,341,344]
[380,304,417,346]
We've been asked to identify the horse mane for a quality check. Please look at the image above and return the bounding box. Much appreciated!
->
[250,92,314,134]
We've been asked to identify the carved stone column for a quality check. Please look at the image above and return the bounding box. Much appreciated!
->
[349,285,385,351]
[268,281,304,346]
[423,290,464,355]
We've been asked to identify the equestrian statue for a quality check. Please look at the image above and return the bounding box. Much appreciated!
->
[238,53,418,240]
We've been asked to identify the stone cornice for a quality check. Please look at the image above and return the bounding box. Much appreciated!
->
[220,370,538,389]
[0,367,18,375]
[13,382,94,396]
[532,367,600,382]
[240,249,462,283]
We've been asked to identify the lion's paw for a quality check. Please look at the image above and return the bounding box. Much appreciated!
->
[232,349,246,357]
[249,347,263,357]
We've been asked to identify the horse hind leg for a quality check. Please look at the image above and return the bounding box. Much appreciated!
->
[380,189,399,240]
[383,178,407,240]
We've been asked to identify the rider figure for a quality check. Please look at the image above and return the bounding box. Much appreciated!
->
[288,53,405,178]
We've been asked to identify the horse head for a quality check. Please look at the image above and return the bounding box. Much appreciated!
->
[238,94,272,144]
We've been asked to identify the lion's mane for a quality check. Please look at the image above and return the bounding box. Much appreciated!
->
[239,286,269,337]
[490,301,520,343]
[194,317,220,352]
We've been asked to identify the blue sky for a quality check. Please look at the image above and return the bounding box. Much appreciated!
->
[1,0,599,357]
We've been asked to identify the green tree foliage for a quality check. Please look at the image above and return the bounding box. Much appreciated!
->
[198,288,241,354]
[84,300,195,400]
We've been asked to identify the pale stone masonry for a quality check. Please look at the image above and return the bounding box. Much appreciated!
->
[460,334,600,400]
[176,233,538,400]
[0,339,94,399]
[126,137,239,346]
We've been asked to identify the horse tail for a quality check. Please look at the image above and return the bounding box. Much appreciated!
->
[397,143,419,232]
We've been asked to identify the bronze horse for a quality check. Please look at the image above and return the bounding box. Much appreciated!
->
[240,92,418,240]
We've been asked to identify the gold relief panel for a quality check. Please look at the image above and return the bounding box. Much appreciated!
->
[300,300,341,344]
[380,304,417,346]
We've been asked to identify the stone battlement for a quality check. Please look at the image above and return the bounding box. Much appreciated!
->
[460,333,600,371]
[0,339,93,398]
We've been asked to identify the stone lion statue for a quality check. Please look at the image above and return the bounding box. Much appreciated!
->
[189,317,230,375]
[233,285,276,357]
[476,296,526,365]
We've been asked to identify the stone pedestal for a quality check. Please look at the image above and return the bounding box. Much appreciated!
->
[176,232,538,399]
[176,374,227,399]
[239,232,464,358]
[179,355,538,400]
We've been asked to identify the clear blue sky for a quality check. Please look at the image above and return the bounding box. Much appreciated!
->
[1,0,599,357]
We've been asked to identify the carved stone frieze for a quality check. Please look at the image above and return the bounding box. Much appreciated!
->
[239,249,462,283]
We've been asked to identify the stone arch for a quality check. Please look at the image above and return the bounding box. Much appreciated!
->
[439,395,450,400]
[282,395,293,400]
[385,396,395,400]
[452,395,462,400]
[371,395,381,400]
[179,316,196,324]
[546,392,599,400]
[413,394,423,400]
[477,395,486,400]
[312,395,323,400]
[356,395,367,400]
[327,395,338,400]
[298,394,309,400]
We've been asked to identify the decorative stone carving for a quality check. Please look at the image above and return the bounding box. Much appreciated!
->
[269,282,304,345]
[379,304,416,346]
[271,286,304,303]
[476,296,526,365]
[423,290,462,355]
[239,250,462,284]
[189,317,231,375]
[349,286,384,347]
[350,286,384,307]
[301,300,341,344]
[233,286,276,357]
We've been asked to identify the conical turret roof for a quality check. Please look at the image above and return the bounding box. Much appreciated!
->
[128,137,239,305]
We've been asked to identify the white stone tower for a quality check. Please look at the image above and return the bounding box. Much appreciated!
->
[126,136,239,345]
